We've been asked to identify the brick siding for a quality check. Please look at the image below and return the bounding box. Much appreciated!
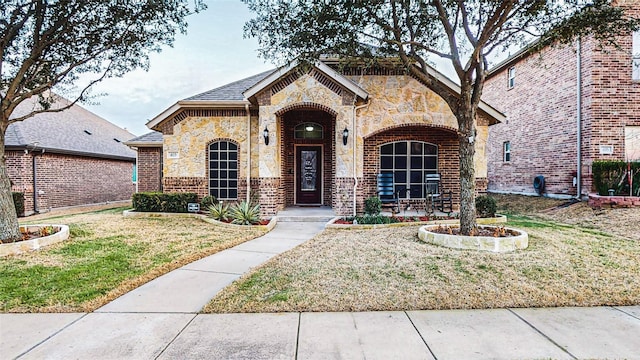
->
[137,147,162,192]
[362,125,460,212]
[7,151,134,214]
[484,4,639,197]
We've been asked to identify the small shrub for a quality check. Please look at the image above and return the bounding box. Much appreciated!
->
[476,195,497,218]
[12,192,25,217]
[229,201,261,225]
[364,196,382,215]
[352,214,400,224]
[592,160,640,196]
[200,195,217,209]
[209,202,231,222]
[132,192,198,213]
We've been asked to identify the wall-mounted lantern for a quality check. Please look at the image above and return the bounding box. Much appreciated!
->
[342,127,349,146]
[263,126,270,146]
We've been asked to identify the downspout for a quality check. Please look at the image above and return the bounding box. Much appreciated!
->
[31,148,44,214]
[245,103,251,203]
[134,148,139,194]
[352,100,371,216]
[576,37,583,199]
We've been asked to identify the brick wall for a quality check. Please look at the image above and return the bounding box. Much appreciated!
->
[7,151,134,214]
[484,4,639,197]
[163,177,207,198]
[137,147,162,192]
[362,125,460,212]
[484,43,580,196]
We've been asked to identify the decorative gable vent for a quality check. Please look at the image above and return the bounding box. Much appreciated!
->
[311,69,343,96]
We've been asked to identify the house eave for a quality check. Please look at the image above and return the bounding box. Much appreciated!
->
[5,144,135,161]
[146,100,251,130]
[421,65,505,124]
[123,141,163,148]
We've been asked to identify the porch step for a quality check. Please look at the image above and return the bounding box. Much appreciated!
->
[276,215,336,223]
[275,206,337,223]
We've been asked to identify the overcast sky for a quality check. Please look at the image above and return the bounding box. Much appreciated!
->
[84,0,274,136]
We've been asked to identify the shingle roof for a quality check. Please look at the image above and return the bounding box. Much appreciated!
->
[183,69,276,101]
[6,95,136,160]
[127,131,162,143]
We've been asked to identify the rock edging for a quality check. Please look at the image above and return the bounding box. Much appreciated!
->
[0,225,70,257]
[325,214,507,230]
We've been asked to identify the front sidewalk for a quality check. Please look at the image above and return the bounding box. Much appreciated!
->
[3,306,639,359]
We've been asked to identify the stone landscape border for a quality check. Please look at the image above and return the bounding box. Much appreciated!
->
[0,225,70,257]
[325,214,507,230]
[418,224,528,253]
[122,210,278,232]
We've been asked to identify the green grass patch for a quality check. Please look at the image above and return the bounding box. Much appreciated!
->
[0,239,147,310]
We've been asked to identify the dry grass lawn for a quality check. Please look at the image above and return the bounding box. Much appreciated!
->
[205,195,640,313]
[1,207,266,312]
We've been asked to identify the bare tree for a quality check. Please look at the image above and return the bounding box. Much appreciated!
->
[1,0,204,242]
[243,0,638,234]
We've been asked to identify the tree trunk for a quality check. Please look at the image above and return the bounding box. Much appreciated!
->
[457,107,477,235]
[0,121,21,243]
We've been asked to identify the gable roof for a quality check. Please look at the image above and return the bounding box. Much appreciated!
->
[146,70,277,130]
[124,131,163,147]
[242,60,369,100]
[146,59,505,131]
[185,70,276,101]
[6,95,136,161]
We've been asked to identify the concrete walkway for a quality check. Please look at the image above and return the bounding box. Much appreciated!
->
[2,219,640,359]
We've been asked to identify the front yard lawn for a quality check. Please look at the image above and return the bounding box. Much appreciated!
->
[0,207,266,312]
[204,198,640,313]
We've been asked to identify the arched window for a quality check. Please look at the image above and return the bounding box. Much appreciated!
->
[209,141,238,200]
[379,141,438,198]
[294,122,323,139]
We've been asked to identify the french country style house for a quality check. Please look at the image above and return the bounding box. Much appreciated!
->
[129,58,504,216]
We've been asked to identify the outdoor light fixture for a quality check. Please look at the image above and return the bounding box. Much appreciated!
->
[263,126,270,145]
[342,127,349,146]
[305,124,314,132]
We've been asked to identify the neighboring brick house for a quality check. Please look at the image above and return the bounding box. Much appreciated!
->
[5,96,136,215]
[132,59,504,216]
[483,1,640,198]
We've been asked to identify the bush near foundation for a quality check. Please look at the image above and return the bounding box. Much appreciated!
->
[132,192,198,213]
[592,161,640,196]
[12,192,25,217]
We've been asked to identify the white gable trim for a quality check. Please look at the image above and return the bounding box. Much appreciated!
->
[146,100,250,130]
[423,65,506,123]
[242,60,369,100]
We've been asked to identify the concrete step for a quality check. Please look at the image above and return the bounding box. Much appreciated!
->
[276,215,336,223]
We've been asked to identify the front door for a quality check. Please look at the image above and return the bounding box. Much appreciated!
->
[296,146,322,204]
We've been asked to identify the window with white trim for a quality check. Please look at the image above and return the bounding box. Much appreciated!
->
[633,31,639,81]
[209,141,238,200]
[507,66,516,89]
[379,141,438,199]
[503,141,511,162]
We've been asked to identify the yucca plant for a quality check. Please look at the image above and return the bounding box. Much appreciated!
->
[208,202,230,222]
[229,201,261,225]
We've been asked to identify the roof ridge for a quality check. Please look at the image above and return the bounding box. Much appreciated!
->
[183,69,276,101]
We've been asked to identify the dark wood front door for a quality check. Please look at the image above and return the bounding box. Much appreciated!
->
[296,146,322,204]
